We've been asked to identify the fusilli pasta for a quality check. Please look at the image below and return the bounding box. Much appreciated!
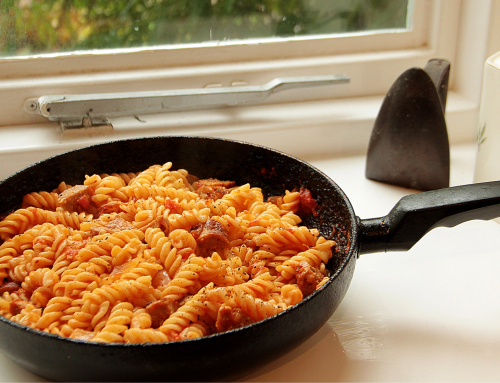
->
[0,162,336,344]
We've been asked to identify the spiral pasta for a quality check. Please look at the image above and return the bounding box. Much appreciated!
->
[0,161,336,344]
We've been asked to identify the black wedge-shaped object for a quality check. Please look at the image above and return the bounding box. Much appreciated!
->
[365,59,450,191]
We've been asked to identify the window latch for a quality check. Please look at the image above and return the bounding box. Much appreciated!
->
[23,75,349,132]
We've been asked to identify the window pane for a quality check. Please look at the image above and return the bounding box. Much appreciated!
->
[0,0,409,57]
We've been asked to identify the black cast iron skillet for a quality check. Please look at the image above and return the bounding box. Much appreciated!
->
[0,136,499,382]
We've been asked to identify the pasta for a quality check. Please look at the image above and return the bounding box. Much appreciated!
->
[0,162,336,343]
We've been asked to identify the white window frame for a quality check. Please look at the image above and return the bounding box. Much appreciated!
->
[1,0,423,76]
[0,0,496,180]
[0,1,441,125]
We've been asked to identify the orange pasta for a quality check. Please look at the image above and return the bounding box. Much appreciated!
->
[0,162,335,343]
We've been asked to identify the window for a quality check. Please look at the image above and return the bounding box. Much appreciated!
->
[0,0,494,172]
[2,0,410,56]
[0,0,428,125]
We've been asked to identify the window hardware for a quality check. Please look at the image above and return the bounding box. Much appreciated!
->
[23,75,349,132]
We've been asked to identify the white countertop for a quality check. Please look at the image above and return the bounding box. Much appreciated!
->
[2,142,500,382]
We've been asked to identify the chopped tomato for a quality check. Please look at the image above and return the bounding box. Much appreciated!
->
[77,195,90,209]
[299,187,319,217]
[248,219,261,227]
[34,237,48,246]
[65,248,80,261]
[164,199,182,214]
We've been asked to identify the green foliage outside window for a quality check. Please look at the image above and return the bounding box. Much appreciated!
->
[0,0,408,57]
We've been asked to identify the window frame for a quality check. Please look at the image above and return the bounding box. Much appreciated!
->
[0,0,450,127]
[0,0,494,175]
[1,0,423,77]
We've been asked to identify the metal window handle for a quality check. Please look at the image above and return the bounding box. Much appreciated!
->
[24,75,349,130]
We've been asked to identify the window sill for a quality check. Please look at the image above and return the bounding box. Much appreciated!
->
[0,91,478,181]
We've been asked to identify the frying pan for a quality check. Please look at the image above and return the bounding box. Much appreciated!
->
[0,136,499,382]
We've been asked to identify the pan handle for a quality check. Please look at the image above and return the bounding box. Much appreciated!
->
[357,181,500,255]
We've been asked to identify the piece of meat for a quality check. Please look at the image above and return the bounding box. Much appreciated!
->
[295,261,324,297]
[58,185,98,215]
[191,219,230,258]
[89,217,136,237]
[195,178,235,200]
[97,201,123,215]
[196,179,235,189]
[145,297,180,328]
[215,305,255,333]
[189,223,203,239]
[298,187,319,217]
[196,185,228,200]
[9,299,28,315]
[0,281,21,295]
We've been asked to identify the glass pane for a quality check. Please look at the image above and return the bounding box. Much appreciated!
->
[0,0,409,58]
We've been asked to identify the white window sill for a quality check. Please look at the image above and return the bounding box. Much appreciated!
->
[0,90,478,181]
